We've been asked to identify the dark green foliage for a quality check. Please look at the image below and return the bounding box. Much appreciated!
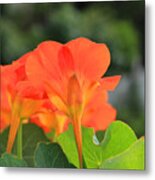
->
[34,143,75,168]
[0,153,27,167]
[0,124,49,166]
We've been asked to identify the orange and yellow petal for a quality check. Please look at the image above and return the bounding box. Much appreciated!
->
[31,110,69,135]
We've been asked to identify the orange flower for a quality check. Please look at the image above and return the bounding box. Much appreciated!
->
[0,65,16,132]
[26,37,121,167]
[0,53,51,154]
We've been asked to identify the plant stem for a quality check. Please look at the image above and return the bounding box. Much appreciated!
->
[72,119,83,168]
[17,122,23,159]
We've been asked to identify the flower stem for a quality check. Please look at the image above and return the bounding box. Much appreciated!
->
[72,119,83,168]
[17,122,23,159]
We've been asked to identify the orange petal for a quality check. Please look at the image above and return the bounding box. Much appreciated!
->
[12,52,31,81]
[58,46,74,77]
[100,75,121,91]
[54,113,70,136]
[66,37,110,81]
[82,103,116,131]
[82,84,114,131]
[0,119,7,133]
[1,65,17,85]
[1,65,18,103]
[31,111,55,133]
[16,81,47,100]
[26,43,65,101]
[26,52,49,91]
[0,65,17,132]
[47,94,68,114]
[31,110,69,135]
[86,85,109,107]
[45,82,68,114]
[0,110,11,132]
[35,41,63,81]
[20,98,43,118]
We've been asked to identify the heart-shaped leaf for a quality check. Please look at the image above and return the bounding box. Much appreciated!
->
[34,142,75,168]
[0,153,27,167]
[101,138,144,170]
[56,124,79,167]
[57,121,144,169]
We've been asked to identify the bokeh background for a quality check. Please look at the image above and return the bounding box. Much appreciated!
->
[0,1,145,137]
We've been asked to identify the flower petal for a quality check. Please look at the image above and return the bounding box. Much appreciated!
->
[100,75,121,91]
[12,52,31,81]
[82,103,116,131]
[26,52,49,90]
[58,46,75,77]
[0,111,11,132]
[35,41,63,81]
[16,81,47,99]
[82,84,115,131]
[66,37,110,81]
[26,41,66,102]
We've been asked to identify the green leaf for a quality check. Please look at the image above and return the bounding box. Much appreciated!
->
[0,123,49,166]
[82,127,101,168]
[56,125,79,167]
[100,120,138,161]
[57,121,143,169]
[34,142,75,168]
[22,124,49,166]
[101,138,145,170]
[0,153,27,167]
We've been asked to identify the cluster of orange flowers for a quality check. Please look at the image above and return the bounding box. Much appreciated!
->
[0,38,121,167]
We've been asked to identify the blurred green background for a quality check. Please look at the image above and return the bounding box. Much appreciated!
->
[0,1,145,137]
